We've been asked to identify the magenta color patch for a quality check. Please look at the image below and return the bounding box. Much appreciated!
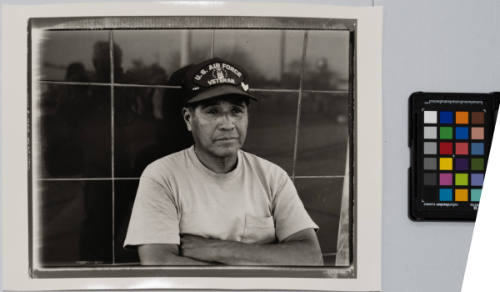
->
[439,173,453,186]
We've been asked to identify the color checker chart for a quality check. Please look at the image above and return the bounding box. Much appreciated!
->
[409,92,500,221]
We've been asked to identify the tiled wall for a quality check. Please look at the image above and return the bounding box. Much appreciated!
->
[35,28,351,266]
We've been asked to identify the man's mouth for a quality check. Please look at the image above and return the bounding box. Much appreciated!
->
[215,137,238,141]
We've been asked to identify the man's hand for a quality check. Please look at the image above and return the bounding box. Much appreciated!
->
[180,228,323,266]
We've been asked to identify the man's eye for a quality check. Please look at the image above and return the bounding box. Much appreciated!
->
[232,107,244,114]
[207,108,219,114]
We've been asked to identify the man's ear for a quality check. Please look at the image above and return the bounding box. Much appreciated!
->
[182,107,192,132]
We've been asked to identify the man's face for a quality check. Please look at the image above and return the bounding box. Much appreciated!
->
[183,97,249,159]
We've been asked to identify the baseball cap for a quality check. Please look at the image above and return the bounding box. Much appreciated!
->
[168,57,257,105]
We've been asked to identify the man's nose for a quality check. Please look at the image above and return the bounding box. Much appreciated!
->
[218,114,236,129]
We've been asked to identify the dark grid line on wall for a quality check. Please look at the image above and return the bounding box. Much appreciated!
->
[109,30,117,264]
[291,31,308,182]
[211,29,215,58]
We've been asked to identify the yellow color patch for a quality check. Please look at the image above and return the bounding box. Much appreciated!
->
[439,158,453,170]
[455,189,468,201]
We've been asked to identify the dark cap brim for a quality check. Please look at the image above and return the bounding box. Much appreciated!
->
[185,85,257,105]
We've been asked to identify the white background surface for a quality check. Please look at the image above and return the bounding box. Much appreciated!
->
[380,1,499,292]
[1,0,500,292]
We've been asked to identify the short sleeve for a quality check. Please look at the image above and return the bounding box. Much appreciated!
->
[123,167,180,248]
[272,172,319,242]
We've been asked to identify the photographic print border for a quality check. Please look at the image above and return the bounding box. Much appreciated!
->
[2,2,382,291]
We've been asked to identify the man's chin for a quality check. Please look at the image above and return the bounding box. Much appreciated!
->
[213,145,240,158]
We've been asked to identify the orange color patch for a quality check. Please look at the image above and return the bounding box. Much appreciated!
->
[455,111,469,124]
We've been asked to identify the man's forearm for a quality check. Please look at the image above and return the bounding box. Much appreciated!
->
[142,254,212,265]
[138,244,212,265]
[181,232,323,266]
[210,239,323,266]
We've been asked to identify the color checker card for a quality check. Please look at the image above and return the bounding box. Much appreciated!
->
[409,92,500,221]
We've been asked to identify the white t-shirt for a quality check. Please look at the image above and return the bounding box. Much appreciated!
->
[124,146,318,248]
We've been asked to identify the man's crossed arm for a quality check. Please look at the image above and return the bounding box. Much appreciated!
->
[138,228,324,266]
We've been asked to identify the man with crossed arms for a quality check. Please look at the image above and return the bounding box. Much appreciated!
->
[124,58,323,266]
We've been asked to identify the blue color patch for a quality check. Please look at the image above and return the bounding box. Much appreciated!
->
[455,127,469,140]
[439,188,453,201]
[471,142,484,155]
[440,111,453,124]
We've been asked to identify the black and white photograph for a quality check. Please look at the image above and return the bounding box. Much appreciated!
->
[33,15,353,273]
[2,2,382,290]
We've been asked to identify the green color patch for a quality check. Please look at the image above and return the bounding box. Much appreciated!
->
[471,158,484,171]
[455,173,469,186]
[440,127,453,140]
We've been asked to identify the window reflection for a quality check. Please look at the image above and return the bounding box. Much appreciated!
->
[37,84,111,178]
[38,181,112,266]
[295,178,344,266]
[244,91,298,174]
[214,30,303,89]
[296,92,349,176]
[304,31,350,91]
[40,31,112,82]
[114,87,192,177]
[113,30,213,84]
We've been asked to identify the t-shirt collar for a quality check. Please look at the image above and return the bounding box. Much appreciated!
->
[188,145,242,180]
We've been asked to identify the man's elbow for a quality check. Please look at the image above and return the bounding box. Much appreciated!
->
[293,238,323,266]
[302,233,324,266]
[305,243,324,266]
[283,229,324,266]
[138,244,180,265]
[313,253,324,266]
